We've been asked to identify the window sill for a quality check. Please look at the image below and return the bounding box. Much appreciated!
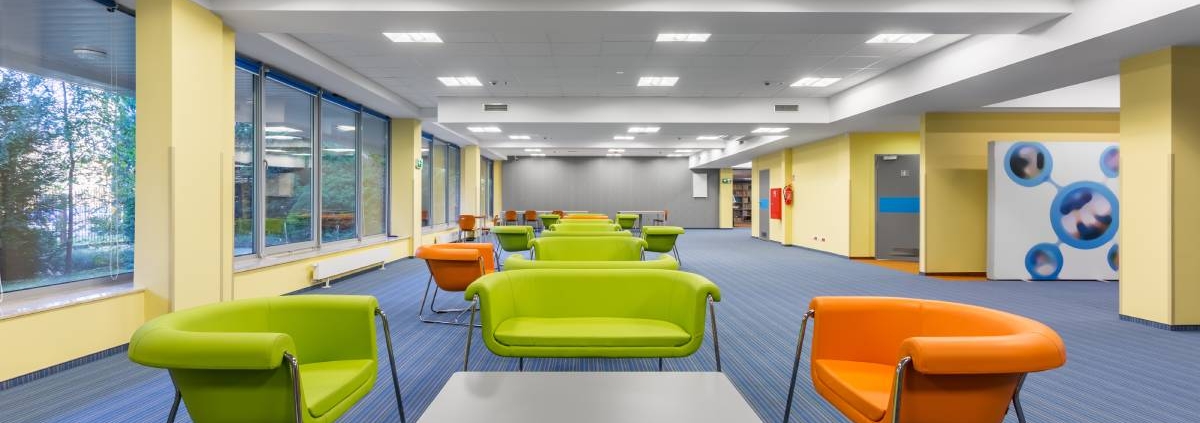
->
[422,224,458,234]
[234,235,410,273]
[0,276,142,321]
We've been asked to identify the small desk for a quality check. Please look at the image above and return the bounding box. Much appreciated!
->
[618,210,666,228]
[418,372,762,423]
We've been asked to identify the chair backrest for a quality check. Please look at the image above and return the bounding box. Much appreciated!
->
[552,210,564,216]
[615,214,638,229]
[492,225,535,251]
[458,214,476,231]
[551,223,621,232]
[556,219,614,225]
[562,214,608,220]
[541,230,632,238]
[416,243,495,291]
[504,254,678,270]
[641,226,684,253]
[504,210,518,221]
[532,236,647,261]
[524,210,538,220]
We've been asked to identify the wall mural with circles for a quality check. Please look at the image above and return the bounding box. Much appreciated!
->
[987,141,1120,281]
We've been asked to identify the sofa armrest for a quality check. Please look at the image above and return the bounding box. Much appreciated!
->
[130,329,295,370]
[266,295,380,362]
[464,272,517,328]
[900,333,1066,375]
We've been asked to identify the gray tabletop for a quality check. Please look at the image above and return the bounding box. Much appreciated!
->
[417,371,763,423]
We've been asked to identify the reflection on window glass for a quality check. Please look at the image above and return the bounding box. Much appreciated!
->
[480,159,493,218]
[361,115,387,236]
[0,0,135,292]
[234,70,256,255]
[431,141,447,226]
[448,144,461,223]
[421,137,432,227]
[319,100,357,242]
[263,78,314,247]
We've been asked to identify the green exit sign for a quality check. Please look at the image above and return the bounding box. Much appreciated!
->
[721,178,732,184]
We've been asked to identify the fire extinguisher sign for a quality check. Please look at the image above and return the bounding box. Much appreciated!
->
[769,188,782,220]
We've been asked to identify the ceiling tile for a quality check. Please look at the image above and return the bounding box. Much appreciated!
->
[499,42,552,55]
[495,33,550,43]
[438,32,497,43]
[548,32,603,43]
[602,34,656,42]
[602,42,652,55]
[551,42,603,56]
[705,41,757,56]
[826,56,882,69]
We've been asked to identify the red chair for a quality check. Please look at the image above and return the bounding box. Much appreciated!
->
[504,210,519,226]
[415,243,495,326]
[457,214,477,242]
[552,209,565,217]
[523,210,539,230]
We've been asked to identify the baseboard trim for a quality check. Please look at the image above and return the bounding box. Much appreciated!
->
[1119,314,1200,331]
[0,344,129,391]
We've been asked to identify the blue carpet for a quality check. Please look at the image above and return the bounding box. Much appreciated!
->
[2,229,1198,422]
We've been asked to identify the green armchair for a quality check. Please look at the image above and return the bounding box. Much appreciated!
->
[531,236,647,261]
[463,269,722,371]
[128,295,405,423]
[616,213,639,231]
[537,214,560,231]
[549,223,622,232]
[492,225,535,264]
[503,254,678,270]
[643,226,685,265]
[540,230,633,238]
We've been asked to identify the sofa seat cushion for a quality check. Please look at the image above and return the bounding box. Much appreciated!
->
[494,317,691,347]
[814,359,894,421]
[299,359,374,418]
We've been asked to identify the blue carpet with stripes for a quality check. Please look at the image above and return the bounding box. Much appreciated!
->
[1,229,1198,422]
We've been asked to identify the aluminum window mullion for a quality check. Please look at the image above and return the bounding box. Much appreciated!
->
[253,67,265,258]
[355,109,363,241]
[313,91,323,249]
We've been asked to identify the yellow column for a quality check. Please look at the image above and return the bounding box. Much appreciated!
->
[1120,47,1200,327]
[390,118,422,255]
[781,148,795,246]
[718,168,734,228]
[135,0,235,316]
[461,145,482,215]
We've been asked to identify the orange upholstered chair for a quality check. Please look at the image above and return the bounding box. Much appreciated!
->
[504,210,519,225]
[457,214,477,242]
[523,210,538,228]
[414,243,496,326]
[552,209,564,217]
[784,297,1066,423]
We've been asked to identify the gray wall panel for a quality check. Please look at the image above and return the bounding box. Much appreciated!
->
[502,157,719,228]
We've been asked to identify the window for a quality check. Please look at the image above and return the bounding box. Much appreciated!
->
[234,59,390,257]
[480,158,494,218]
[0,0,135,292]
[421,136,432,226]
[420,134,463,228]
[431,139,447,226]
[447,143,461,223]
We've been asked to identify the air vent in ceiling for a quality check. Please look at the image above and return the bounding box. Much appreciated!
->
[774,104,800,112]
[483,103,508,112]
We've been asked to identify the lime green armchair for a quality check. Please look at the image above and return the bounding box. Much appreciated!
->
[462,269,722,371]
[531,236,647,261]
[503,254,678,270]
[643,226,685,265]
[492,225,535,263]
[128,295,405,423]
[549,223,622,232]
[537,214,560,230]
[616,213,639,231]
[540,230,633,238]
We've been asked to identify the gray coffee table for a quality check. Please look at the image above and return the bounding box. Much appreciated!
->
[417,372,762,423]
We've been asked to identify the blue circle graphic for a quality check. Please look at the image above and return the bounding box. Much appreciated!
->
[1004,142,1054,187]
[1025,243,1063,280]
[1050,181,1120,250]
[1107,244,1119,271]
[1100,146,1120,178]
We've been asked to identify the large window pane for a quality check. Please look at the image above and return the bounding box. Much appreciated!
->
[319,100,357,242]
[0,0,135,292]
[361,115,387,236]
[431,141,447,226]
[263,79,314,247]
[447,143,461,222]
[421,137,432,227]
[480,159,492,218]
[233,70,256,255]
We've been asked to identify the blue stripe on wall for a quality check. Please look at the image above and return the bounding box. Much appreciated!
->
[878,196,919,213]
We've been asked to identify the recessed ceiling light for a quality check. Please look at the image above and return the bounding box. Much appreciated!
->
[791,77,841,87]
[866,33,932,44]
[674,149,696,153]
[265,135,301,140]
[421,148,430,152]
[336,125,356,132]
[438,76,483,87]
[656,33,711,42]
[265,126,301,133]
[606,153,622,157]
[666,153,684,157]
[751,127,790,134]
[524,148,542,152]
[608,148,626,153]
[628,126,660,133]
[614,135,636,140]
[696,135,724,140]
[383,32,443,43]
[637,76,679,87]
[509,135,532,140]
[467,126,502,133]
[531,153,546,157]
[615,71,625,74]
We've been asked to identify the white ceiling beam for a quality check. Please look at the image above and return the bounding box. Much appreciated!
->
[437,97,828,124]
[210,0,1071,14]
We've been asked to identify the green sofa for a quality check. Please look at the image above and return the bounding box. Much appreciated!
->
[531,236,646,261]
[503,254,678,270]
[540,230,633,238]
[462,269,721,370]
[128,295,405,423]
[549,223,622,232]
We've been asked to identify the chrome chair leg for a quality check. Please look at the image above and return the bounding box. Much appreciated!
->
[376,309,408,423]
[417,276,478,326]
[518,357,524,371]
[672,245,681,266]
[783,310,814,423]
[708,295,721,372]
[463,297,478,371]
[658,358,664,372]
[1012,374,1028,423]
[891,357,913,423]
[283,352,303,423]
[166,389,181,423]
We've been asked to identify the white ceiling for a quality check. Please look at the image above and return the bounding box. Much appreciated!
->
[0,0,135,91]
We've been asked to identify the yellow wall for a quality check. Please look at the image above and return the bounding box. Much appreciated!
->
[789,135,851,255]
[0,292,145,381]
[848,133,921,258]
[920,113,1120,273]
[1120,47,1200,325]
[461,145,481,215]
[752,150,791,242]
[231,241,411,299]
[718,168,734,228]
[493,160,504,214]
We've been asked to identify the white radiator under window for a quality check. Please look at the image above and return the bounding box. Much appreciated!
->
[312,248,390,287]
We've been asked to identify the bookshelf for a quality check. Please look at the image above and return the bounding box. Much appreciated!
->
[732,181,752,226]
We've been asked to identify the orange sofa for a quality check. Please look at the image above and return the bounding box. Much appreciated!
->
[784,297,1066,423]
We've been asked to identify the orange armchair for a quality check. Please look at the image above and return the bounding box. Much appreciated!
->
[415,243,496,326]
[784,297,1066,423]
[457,214,477,242]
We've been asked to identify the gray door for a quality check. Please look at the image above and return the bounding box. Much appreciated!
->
[875,155,920,261]
[758,169,770,238]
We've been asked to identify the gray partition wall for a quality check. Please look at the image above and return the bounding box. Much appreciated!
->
[501,156,720,228]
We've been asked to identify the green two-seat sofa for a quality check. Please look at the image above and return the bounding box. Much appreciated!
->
[505,236,677,269]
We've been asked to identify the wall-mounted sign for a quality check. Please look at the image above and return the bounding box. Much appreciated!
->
[415,158,424,170]
[720,177,732,184]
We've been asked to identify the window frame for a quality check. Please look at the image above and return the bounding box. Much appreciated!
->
[259,69,320,256]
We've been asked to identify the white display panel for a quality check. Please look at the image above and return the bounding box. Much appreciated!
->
[987,141,1120,280]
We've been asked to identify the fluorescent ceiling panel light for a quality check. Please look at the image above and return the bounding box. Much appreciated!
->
[791,77,841,87]
[383,32,443,43]
[438,76,483,87]
[637,76,679,87]
[608,148,626,153]
[509,135,532,140]
[666,154,683,157]
[696,135,724,140]
[866,33,932,44]
[421,148,430,152]
[467,126,502,133]
[323,148,355,153]
[265,135,301,140]
[674,149,696,153]
[335,125,356,132]
[531,153,546,157]
[613,135,635,140]
[656,33,711,42]
[606,153,622,157]
[627,126,660,133]
[265,126,300,133]
[751,127,790,134]
[524,148,542,152]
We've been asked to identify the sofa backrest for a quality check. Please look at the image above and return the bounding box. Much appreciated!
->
[532,236,646,261]
[540,230,632,238]
[551,223,621,232]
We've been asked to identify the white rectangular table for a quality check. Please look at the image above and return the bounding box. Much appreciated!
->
[418,372,762,423]
[618,210,666,228]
